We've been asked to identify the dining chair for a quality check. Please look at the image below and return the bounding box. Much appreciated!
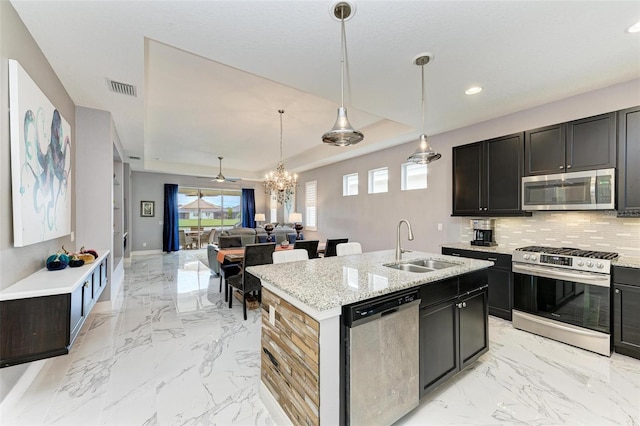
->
[323,238,349,257]
[179,229,191,250]
[272,249,309,264]
[218,235,243,299]
[228,243,276,320]
[336,242,362,256]
[293,240,320,259]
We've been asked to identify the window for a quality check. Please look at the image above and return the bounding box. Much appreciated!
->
[368,167,388,194]
[269,192,277,223]
[177,187,241,246]
[343,173,358,196]
[305,181,317,231]
[401,162,428,190]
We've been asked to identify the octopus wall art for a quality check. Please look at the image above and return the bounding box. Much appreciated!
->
[9,59,72,247]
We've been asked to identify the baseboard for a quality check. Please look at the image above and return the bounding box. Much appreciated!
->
[0,359,46,413]
[260,382,293,426]
[131,249,163,256]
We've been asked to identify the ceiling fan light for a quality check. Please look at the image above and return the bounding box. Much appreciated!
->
[322,107,364,146]
[408,134,441,164]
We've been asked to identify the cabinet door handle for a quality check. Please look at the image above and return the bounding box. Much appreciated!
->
[487,257,497,261]
[615,289,620,294]
[567,165,572,169]
[559,165,564,169]
[451,253,461,257]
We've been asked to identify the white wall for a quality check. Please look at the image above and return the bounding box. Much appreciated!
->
[296,78,640,254]
[0,0,75,403]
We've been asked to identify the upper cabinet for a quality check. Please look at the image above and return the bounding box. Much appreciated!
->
[525,112,616,176]
[453,133,529,216]
[617,106,640,216]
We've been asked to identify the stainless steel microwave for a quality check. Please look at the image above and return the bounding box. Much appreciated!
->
[521,168,615,211]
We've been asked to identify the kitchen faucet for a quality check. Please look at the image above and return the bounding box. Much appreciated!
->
[396,219,414,262]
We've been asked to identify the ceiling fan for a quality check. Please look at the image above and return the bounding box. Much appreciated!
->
[212,156,241,183]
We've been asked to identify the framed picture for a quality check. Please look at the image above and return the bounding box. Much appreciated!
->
[9,59,72,247]
[141,201,155,217]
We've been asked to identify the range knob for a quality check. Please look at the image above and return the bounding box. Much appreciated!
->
[577,260,584,266]
[523,254,530,260]
[531,255,537,261]
[597,263,604,269]
[587,261,594,268]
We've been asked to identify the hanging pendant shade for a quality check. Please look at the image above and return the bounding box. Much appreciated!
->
[322,106,364,146]
[408,134,441,164]
[407,53,441,164]
[322,2,364,147]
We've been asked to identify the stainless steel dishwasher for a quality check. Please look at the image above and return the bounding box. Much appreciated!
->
[345,290,420,426]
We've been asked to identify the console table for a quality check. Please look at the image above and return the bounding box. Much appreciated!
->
[0,250,109,368]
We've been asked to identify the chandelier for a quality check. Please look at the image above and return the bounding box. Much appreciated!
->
[263,109,298,205]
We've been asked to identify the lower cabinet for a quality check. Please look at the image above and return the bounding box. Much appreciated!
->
[1,257,108,368]
[442,247,513,320]
[419,272,488,398]
[613,266,640,360]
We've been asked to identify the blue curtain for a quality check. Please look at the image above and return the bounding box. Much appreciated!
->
[163,184,179,252]
[241,188,256,228]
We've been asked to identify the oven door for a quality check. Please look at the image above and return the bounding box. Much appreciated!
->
[512,263,610,334]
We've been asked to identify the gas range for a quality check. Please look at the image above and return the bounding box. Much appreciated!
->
[513,245,618,274]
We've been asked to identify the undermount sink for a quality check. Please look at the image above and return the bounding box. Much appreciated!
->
[383,258,459,273]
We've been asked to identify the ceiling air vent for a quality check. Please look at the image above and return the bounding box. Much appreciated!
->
[108,79,137,97]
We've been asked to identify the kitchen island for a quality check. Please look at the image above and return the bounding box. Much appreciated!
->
[247,250,493,426]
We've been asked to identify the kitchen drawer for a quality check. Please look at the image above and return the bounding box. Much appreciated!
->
[442,247,511,269]
[613,266,640,287]
[420,278,458,308]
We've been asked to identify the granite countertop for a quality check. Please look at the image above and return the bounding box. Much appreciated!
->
[441,242,516,255]
[613,256,640,269]
[441,242,640,269]
[247,250,493,316]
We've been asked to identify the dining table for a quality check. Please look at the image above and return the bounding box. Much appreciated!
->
[216,243,326,264]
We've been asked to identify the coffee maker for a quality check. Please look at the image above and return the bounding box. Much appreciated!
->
[470,219,497,246]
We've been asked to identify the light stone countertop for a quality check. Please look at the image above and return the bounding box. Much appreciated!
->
[613,256,640,269]
[440,242,516,255]
[0,250,110,301]
[441,242,640,270]
[247,249,493,319]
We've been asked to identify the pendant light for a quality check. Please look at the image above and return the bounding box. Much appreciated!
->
[407,53,441,164]
[322,2,364,147]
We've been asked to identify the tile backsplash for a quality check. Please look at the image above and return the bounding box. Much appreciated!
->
[460,211,640,257]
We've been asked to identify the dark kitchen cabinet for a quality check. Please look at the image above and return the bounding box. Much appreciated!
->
[419,272,488,397]
[442,247,513,320]
[613,266,640,360]
[617,106,640,217]
[452,133,528,216]
[525,112,616,176]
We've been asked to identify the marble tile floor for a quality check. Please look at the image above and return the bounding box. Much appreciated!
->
[2,250,639,425]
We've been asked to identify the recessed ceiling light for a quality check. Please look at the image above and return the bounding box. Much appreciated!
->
[465,86,483,95]
[627,21,640,33]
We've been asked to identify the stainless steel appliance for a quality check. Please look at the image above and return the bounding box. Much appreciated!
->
[521,168,615,211]
[470,219,497,247]
[345,291,420,426]
[512,246,618,356]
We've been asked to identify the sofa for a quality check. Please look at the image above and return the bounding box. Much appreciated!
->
[221,225,299,245]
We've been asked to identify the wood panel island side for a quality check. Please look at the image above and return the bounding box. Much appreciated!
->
[247,249,493,426]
